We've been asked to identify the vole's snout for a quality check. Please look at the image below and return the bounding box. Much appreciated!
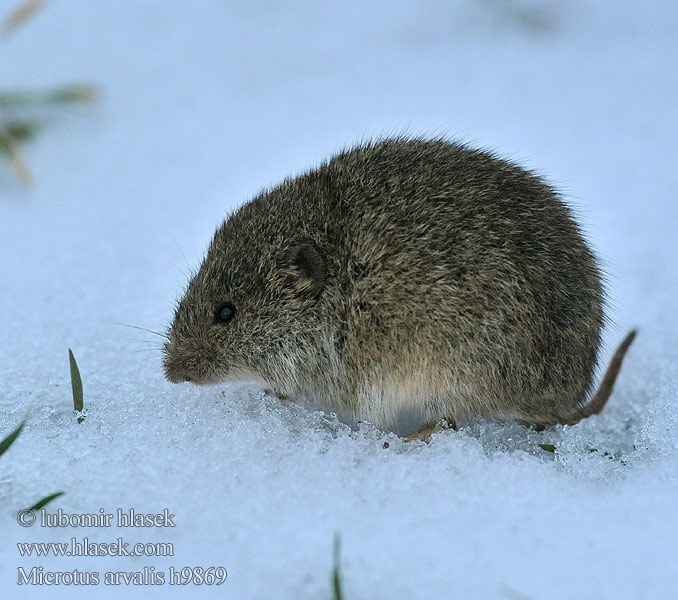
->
[163,357,199,385]
[162,354,185,385]
[162,336,225,386]
[163,339,187,384]
[164,371,191,385]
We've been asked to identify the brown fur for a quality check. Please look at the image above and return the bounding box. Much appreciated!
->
[163,137,636,437]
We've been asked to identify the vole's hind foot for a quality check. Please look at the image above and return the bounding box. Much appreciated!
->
[516,419,546,431]
[263,388,291,401]
[514,329,638,430]
[403,418,457,443]
[558,328,638,426]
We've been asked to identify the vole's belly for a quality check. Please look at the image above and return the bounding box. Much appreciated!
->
[319,370,457,436]
[354,377,434,435]
[291,373,433,435]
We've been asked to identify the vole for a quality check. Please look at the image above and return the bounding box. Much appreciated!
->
[163,137,636,440]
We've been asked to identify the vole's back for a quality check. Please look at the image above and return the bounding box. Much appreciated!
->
[287,139,604,431]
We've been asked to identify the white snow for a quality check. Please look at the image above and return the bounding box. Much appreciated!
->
[1,1,677,598]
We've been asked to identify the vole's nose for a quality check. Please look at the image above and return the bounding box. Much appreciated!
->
[185,377,191,382]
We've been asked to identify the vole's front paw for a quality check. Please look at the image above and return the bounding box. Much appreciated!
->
[263,388,291,401]
[403,419,456,443]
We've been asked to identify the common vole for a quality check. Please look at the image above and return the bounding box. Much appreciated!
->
[163,137,636,440]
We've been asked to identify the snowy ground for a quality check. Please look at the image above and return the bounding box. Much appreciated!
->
[1,1,677,598]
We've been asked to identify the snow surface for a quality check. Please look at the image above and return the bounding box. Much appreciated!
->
[1,1,677,598]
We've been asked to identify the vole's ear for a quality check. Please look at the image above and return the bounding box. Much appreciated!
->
[286,243,326,297]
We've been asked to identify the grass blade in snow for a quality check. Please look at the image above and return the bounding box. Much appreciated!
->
[332,533,344,600]
[68,348,85,423]
[30,491,65,511]
[0,421,25,457]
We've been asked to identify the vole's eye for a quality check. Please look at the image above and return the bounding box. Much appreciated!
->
[215,303,236,324]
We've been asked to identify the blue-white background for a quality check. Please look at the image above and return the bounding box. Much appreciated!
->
[1,1,676,598]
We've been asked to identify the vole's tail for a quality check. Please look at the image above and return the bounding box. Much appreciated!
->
[562,329,637,426]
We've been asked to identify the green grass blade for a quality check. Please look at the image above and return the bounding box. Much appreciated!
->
[44,84,98,104]
[2,0,45,37]
[0,85,97,109]
[0,90,38,108]
[68,348,84,418]
[332,532,344,600]
[0,121,36,143]
[0,421,25,457]
[0,126,32,185]
[538,443,556,453]
[29,491,65,511]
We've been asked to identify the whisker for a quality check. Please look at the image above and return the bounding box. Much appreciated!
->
[134,354,162,363]
[109,322,167,338]
[163,225,192,272]
[123,338,165,347]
